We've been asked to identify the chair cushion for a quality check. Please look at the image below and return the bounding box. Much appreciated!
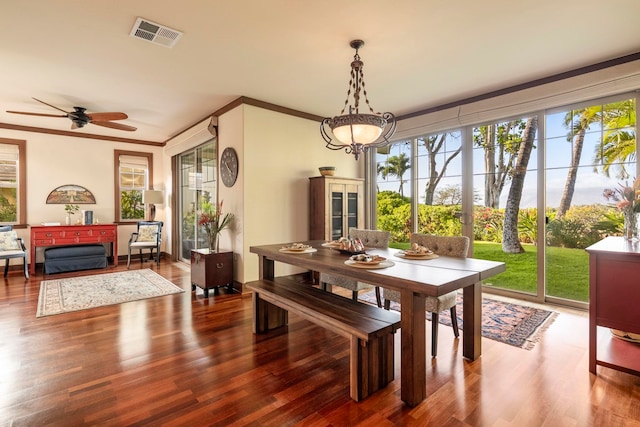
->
[137,225,157,242]
[0,249,26,257]
[0,231,20,251]
[319,272,373,292]
[130,241,158,249]
[383,288,458,313]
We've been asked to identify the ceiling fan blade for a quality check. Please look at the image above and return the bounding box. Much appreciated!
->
[32,97,70,114]
[91,121,137,132]
[87,112,128,121]
[6,111,67,118]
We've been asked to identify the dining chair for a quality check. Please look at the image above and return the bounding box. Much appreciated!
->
[0,225,29,279]
[383,233,470,357]
[319,228,390,307]
[127,221,163,268]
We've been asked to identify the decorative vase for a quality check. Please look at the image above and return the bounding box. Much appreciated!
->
[208,233,219,253]
[623,210,638,240]
[65,214,70,225]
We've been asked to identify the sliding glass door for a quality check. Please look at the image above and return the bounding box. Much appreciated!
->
[545,96,637,304]
[178,139,217,261]
[472,116,540,296]
[372,94,637,307]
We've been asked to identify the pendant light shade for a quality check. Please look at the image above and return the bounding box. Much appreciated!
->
[321,40,396,160]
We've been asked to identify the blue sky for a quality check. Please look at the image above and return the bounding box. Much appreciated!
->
[376,105,635,210]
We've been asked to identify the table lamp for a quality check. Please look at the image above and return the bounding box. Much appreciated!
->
[143,190,164,221]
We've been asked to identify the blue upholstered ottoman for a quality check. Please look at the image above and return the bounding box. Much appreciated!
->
[43,244,108,274]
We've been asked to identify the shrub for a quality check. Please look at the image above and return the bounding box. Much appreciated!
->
[377,191,613,249]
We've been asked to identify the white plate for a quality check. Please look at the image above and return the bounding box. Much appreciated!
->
[395,252,439,260]
[344,259,395,269]
[279,248,318,254]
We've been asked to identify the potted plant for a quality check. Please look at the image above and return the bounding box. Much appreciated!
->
[198,200,233,252]
[64,204,80,225]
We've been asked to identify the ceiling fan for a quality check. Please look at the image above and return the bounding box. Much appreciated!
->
[6,97,137,131]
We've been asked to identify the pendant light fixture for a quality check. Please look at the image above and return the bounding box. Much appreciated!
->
[321,39,396,160]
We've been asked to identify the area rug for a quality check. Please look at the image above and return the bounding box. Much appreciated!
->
[360,291,557,350]
[36,269,184,317]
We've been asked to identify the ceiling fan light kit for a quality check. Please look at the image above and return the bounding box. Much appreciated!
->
[321,39,396,160]
[6,97,137,132]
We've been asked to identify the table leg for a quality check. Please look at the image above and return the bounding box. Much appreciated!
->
[462,282,482,360]
[259,255,275,280]
[400,290,426,407]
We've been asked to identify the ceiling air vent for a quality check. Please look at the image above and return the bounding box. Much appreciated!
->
[130,17,182,48]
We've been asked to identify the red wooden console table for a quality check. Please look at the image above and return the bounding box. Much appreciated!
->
[30,224,118,275]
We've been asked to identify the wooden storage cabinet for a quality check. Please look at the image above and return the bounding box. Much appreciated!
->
[586,236,640,377]
[309,176,363,241]
[190,250,233,297]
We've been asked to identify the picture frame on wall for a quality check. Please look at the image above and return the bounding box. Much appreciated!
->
[46,185,96,204]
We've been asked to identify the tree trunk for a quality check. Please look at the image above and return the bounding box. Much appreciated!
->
[423,134,461,205]
[484,125,498,207]
[502,117,538,254]
[556,129,586,218]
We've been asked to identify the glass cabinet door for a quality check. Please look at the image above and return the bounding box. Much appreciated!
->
[331,190,344,241]
[329,183,361,240]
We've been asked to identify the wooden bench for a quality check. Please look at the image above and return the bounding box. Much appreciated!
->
[246,277,401,402]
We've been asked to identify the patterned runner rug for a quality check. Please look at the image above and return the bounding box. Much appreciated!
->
[36,269,184,317]
[360,290,557,350]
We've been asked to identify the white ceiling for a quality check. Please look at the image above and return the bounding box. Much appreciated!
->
[1,1,639,144]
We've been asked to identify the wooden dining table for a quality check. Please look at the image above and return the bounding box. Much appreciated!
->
[249,240,505,407]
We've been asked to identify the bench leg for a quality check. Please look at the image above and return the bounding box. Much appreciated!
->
[252,292,288,334]
[350,332,395,401]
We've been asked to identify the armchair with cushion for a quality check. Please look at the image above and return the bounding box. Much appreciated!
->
[0,225,29,279]
[127,221,163,268]
[383,233,470,357]
[319,228,390,306]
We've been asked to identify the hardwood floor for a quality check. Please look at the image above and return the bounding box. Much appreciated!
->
[1,261,639,426]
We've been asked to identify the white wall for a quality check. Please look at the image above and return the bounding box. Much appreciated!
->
[220,104,362,283]
[0,128,164,264]
[3,102,363,278]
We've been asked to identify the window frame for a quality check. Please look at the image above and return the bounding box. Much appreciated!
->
[0,138,26,228]
[114,150,153,224]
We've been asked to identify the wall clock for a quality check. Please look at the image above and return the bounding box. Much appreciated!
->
[220,147,239,187]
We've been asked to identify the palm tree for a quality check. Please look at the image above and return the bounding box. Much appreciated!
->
[594,99,637,179]
[502,117,538,253]
[556,106,602,218]
[378,153,411,197]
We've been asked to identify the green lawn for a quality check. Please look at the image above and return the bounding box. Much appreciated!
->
[390,240,589,302]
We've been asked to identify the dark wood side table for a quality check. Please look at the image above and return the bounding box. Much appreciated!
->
[586,236,640,377]
[190,249,233,297]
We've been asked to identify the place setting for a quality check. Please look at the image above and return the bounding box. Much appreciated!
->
[394,243,439,260]
[278,243,318,254]
[344,253,394,269]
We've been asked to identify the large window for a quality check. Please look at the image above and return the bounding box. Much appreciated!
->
[373,93,637,308]
[114,150,153,223]
[0,138,25,226]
